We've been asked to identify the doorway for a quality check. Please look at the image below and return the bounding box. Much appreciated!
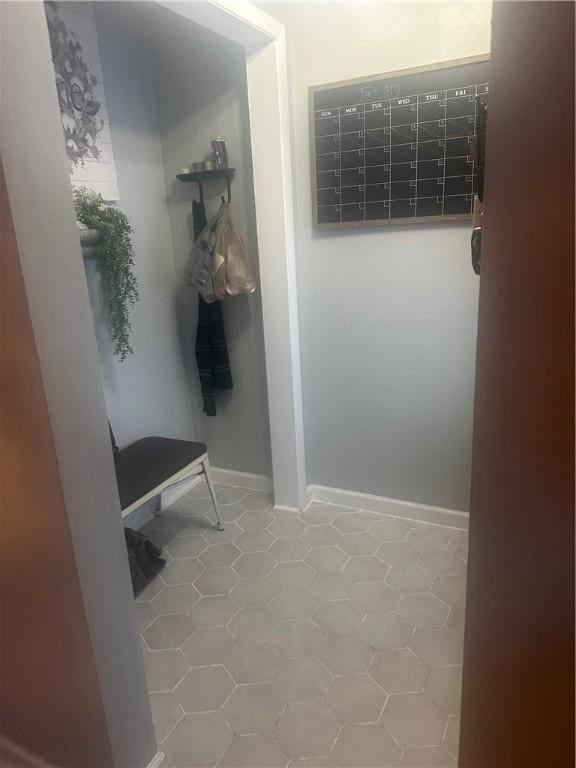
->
[1,1,302,765]
[3,1,490,766]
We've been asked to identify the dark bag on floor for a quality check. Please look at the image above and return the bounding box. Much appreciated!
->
[124,527,166,597]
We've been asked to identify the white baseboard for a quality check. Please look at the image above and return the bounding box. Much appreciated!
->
[308,483,469,530]
[121,477,203,529]
[210,467,273,493]
[162,474,204,508]
[122,501,155,530]
[147,750,165,768]
[158,468,272,511]
[273,504,302,514]
[153,464,468,530]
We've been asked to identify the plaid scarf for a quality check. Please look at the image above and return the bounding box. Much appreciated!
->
[193,200,233,416]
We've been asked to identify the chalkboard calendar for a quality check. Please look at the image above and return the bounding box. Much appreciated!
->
[310,56,490,228]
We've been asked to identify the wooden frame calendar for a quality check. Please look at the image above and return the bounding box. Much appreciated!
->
[309,55,490,229]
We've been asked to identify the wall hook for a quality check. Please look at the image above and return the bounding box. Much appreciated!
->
[176,168,236,207]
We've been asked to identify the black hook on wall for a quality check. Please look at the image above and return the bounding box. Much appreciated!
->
[176,168,235,206]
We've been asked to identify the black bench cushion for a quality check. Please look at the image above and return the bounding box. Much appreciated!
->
[115,436,207,511]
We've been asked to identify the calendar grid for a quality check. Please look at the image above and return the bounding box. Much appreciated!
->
[414,94,419,220]
[362,95,367,218]
[441,93,448,216]
[312,68,489,227]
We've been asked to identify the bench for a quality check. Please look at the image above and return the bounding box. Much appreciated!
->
[112,433,224,530]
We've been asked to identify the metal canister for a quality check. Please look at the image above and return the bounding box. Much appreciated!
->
[211,137,228,169]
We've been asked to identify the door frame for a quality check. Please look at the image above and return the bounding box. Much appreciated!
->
[1,1,306,763]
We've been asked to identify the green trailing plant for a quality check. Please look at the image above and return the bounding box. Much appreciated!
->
[74,187,139,361]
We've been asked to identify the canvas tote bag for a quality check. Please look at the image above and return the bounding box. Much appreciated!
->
[213,203,256,300]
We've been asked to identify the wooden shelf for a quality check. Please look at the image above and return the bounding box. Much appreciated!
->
[176,168,235,183]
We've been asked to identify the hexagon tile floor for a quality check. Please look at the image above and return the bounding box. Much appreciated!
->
[137,481,468,768]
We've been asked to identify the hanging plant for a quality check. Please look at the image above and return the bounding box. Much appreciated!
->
[74,187,139,361]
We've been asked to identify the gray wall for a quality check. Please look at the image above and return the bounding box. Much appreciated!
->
[92,3,272,477]
[264,1,492,511]
[92,3,197,447]
[150,7,272,476]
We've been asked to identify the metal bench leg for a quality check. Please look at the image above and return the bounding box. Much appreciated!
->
[154,494,163,517]
[202,458,224,531]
